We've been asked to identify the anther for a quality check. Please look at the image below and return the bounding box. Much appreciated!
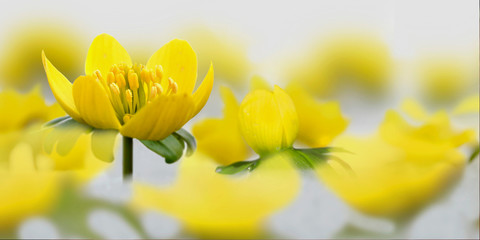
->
[155,65,164,80]
[94,70,103,81]
[149,86,158,100]
[154,83,163,95]
[116,73,126,88]
[168,77,178,94]
[126,89,133,104]
[109,83,120,95]
[128,70,139,91]
[107,72,115,85]
[141,69,150,84]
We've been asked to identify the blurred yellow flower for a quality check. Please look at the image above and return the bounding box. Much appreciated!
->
[0,89,109,232]
[317,108,474,218]
[418,55,478,102]
[453,94,479,115]
[0,143,60,231]
[133,152,300,239]
[238,85,298,156]
[0,20,85,89]
[286,83,349,147]
[180,25,252,86]
[43,33,214,140]
[192,87,250,165]
[287,32,392,96]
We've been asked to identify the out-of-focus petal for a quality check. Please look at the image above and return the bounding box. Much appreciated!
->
[191,63,214,117]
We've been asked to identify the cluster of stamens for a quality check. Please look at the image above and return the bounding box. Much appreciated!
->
[92,63,178,124]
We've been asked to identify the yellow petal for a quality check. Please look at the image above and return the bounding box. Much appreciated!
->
[42,51,83,122]
[453,94,479,115]
[132,152,299,239]
[85,33,132,77]
[286,83,348,147]
[192,87,250,165]
[191,63,214,117]
[147,39,197,94]
[401,99,429,121]
[238,86,298,155]
[72,76,121,129]
[120,94,195,140]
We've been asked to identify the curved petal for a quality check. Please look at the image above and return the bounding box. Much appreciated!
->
[147,39,197,94]
[42,51,83,122]
[85,33,132,77]
[120,94,195,140]
[191,63,214,117]
[72,76,121,129]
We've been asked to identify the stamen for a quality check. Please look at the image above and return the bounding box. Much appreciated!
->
[116,73,126,88]
[125,89,133,113]
[141,69,150,84]
[155,65,164,81]
[128,70,139,91]
[109,83,120,95]
[168,77,178,94]
[149,86,157,100]
[107,72,115,85]
[94,70,103,81]
[154,83,163,95]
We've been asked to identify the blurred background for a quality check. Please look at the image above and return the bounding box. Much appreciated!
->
[0,0,478,239]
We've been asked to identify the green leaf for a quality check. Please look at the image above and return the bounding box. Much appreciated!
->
[469,146,479,163]
[91,129,119,162]
[215,159,260,174]
[140,135,185,164]
[173,128,196,156]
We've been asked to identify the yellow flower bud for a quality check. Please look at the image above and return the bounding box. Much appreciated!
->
[238,86,298,155]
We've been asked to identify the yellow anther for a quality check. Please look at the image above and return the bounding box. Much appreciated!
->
[126,89,133,104]
[112,65,120,74]
[94,70,103,81]
[123,114,132,123]
[116,73,126,88]
[107,72,115,85]
[141,69,150,84]
[149,86,158,100]
[154,83,163,95]
[168,77,178,94]
[109,83,120,95]
[128,70,139,90]
[155,65,164,80]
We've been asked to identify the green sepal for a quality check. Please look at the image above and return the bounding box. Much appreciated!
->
[43,117,93,155]
[140,134,185,164]
[43,115,71,128]
[91,129,118,162]
[140,128,197,164]
[173,128,196,156]
[215,159,260,175]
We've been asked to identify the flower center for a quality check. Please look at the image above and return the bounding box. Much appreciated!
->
[93,63,178,124]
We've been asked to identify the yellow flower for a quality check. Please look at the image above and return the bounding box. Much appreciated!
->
[286,83,349,147]
[43,33,214,140]
[0,143,60,231]
[287,32,392,96]
[418,55,478,102]
[192,87,251,165]
[179,25,252,86]
[0,89,109,231]
[133,152,300,239]
[238,85,298,156]
[0,20,85,89]
[317,109,473,218]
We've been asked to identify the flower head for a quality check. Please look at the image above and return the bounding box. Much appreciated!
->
[43,34,214,140]
[238,86,298,156]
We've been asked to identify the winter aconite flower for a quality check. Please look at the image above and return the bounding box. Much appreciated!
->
[133,152,300,239]
[42,33,213,141]
[317,107,474,219]
[210,78,348,174]
[43,34,214,178]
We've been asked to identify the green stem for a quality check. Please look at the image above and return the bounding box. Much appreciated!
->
[123,136,133,180]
